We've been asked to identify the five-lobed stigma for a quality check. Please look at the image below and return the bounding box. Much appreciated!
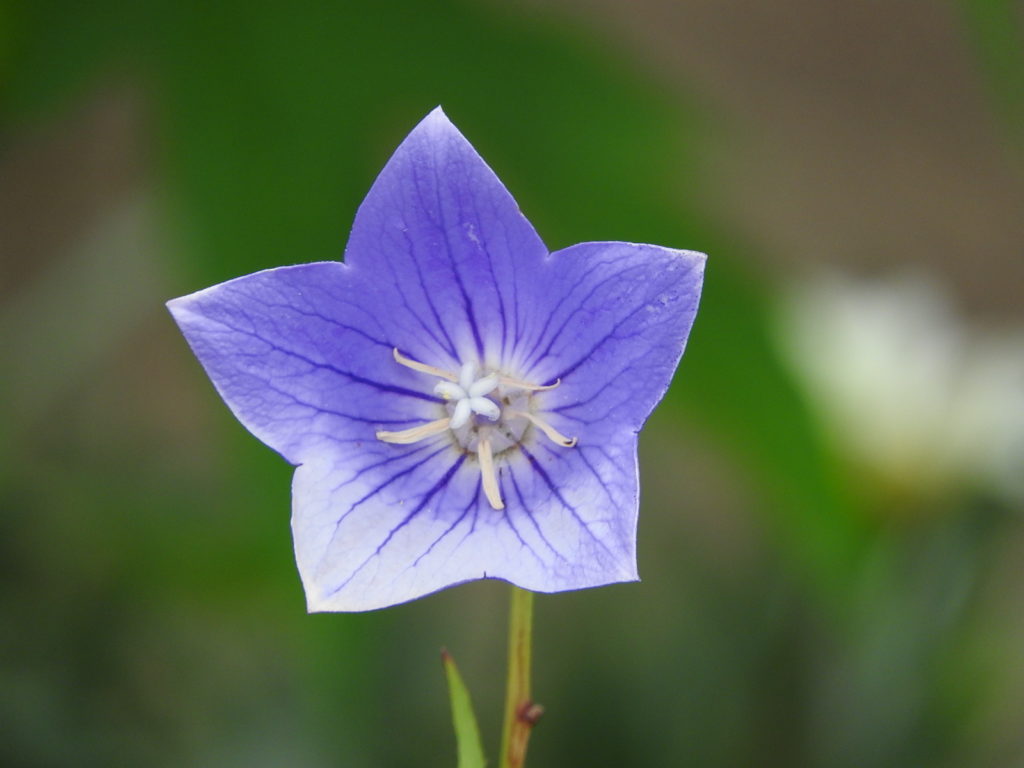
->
[376,348,578,510]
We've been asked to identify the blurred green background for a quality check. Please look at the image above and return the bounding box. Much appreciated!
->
[2,1,1023,766]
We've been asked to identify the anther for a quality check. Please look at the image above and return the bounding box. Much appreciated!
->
[393,348,457,382]
[499,375,560,392]
[376,417,452,445]
[507,410,578,448]
[478,437,504,509]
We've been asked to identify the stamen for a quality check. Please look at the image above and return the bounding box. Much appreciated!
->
[507,410,578,448]
[382,351,578,462]
[393,348,457,382]
[500,375,561,391]
[478,437,504,510]
[376,417,451,445]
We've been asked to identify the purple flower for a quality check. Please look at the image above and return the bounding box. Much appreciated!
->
[168,108,705,612]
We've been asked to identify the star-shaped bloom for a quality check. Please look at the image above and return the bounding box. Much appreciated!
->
[168,108,705,612]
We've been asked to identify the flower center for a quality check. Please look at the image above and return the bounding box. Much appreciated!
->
[435,362,503,431]
[375,349,578,510]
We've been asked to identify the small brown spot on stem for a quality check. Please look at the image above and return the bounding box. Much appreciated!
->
[517,700,544,726]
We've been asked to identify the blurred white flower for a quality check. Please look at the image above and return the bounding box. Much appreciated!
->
[777,270,1024,503]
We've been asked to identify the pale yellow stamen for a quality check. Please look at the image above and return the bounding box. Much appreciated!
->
[378,354,578,503]
[393,348,457,382]
[478,436,504,509]
[500,375,560,391]
[507,410,578,448]
[376,417,451,445]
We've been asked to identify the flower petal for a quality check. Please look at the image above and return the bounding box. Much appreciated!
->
[522,242,705,441]
[293,437,639,612]
[344,107,551,367]
[167,110,708,613]
[167,262,447,465]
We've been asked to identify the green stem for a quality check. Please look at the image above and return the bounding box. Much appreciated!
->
[499,586,541,768]
[957,0,1024,157]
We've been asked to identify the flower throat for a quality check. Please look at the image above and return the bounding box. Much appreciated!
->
[376,349,577,510]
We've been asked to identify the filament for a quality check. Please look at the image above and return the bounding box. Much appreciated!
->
[376,417,452,445]
[507,410,578,448]
[478,437,504,510]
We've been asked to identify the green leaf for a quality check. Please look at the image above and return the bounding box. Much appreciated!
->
[442,649,487,768]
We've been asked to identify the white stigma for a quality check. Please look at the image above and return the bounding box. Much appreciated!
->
[377,349,578,511]
[433,363,501,429]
